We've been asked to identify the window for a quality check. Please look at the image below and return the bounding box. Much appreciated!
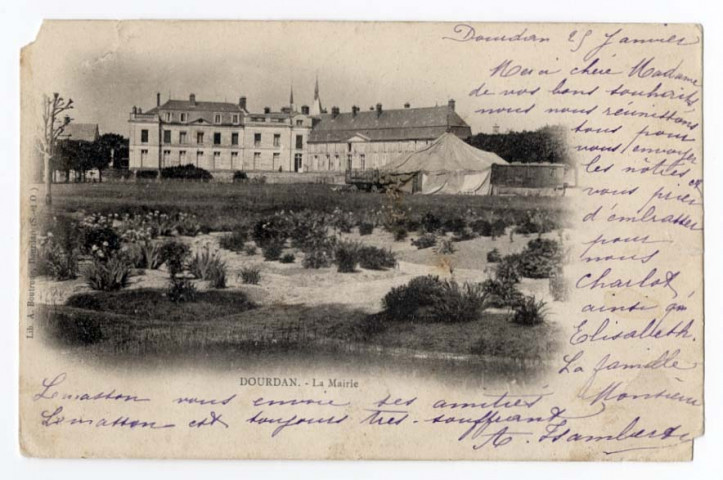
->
[334,154,339,169]
[232,114,239,124]
[196,151,204,165]
[163,130,172,144]
[254,133,262,147]
[141,129,149,143]
[213,132,221,145]
[273,134,280,147]
[296,119,303,126]
[360,154,366,170]
[140,149,148,164]
[294,153,303,172]
[197,132,204,144]
[295,135,303,150]
[253,152,261,169]
[180,113,187,122]
[163,150,171,166]
[346,154,352,170]
[231,133,239,146]
[165,112,172,122]
[179,150,186,164]
[179,131,187,144]
[231,151,239,167]
[326,154,331,171]
[273,152,280,169]
[214,114,221,124]
[213,151,220,166]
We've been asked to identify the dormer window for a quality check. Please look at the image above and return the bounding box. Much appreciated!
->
[180,113,187,122]
[214,114,221,124]
[165,112,172,122]
[232,114,239,124]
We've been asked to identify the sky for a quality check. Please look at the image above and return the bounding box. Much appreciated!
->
[23,21,563,138]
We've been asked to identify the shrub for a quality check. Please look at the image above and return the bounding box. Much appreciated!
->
[452,227,476,242]
[421,212,442,233]
[358,222,375,236]
[239,266,261,285]
[159,240,190,277]
[302,235,336,269]
[434,238,456,255]
[481,278,525,308]
[207,262,227,289]
[82,225,121,256]
[442,216,467,235]
[334,240,361,273]
[188,246,226,286]
[36,241,78,280]
[518,238,562,278]
[411,233,437,250]
[496,254,522,284]
[393,226,408,242]
[253,215,291,248]
[174,212,201,236]
[244,244,258,256]
[330,209,356,234]
[136,170,158,180]
[382,275,445,321]
[280,253,296,264]
[160,164,213,181]
[167,277,198,303]
[471,219,493,236]
[219,228,249,252]
[429,280,488,323]
[262,240,284,261]
[357,246,396,270]
[491,218,507,238]
[512,295,549,326]
[128,240,162,269]
[486,248,502,263]
[549,267,570,302]
[232,170,249,183]
[83,255,131,291]
[514,209,559,235]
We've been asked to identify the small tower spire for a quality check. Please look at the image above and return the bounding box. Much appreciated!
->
[289,84,295,112]
[311,74,323,115]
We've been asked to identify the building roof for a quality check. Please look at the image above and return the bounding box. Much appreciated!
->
[58,123,99,142]
[147,99,244,114]
[308,105,471,143]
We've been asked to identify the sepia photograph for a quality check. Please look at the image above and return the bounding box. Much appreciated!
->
[28,22,576,386]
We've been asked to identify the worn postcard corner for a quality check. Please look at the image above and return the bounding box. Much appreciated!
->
[19,20,703,461]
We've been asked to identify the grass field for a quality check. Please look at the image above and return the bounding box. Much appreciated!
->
[49,182,570,231]
[37,181,568,381]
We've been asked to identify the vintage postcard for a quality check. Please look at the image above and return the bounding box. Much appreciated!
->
[19,21,703,460]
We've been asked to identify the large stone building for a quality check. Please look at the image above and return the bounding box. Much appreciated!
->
[307,100,471,172]
[128,93,312,173]
[128,89,471,175]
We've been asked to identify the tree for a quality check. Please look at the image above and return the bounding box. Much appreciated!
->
[93,133,129,181]
[37,93,74,205]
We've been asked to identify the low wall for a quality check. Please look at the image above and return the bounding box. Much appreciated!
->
[120,169,346,185]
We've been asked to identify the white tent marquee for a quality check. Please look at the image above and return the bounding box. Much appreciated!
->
[380,132,508,194]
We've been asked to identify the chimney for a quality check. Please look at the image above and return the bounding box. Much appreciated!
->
[404,102,410,109]
[156,93,161,107]
[331,106,340,117]
[301,105,309,115]
[239,96,247,110]
[189,93,196,106]
[264,107,271,114]
[448,99,456,111]
[352,105,359,117]
[376,103,383,116]
[132,106,137,114]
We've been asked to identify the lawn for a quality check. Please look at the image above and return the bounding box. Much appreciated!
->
[48,182,570,232]
[35,181,568,380]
